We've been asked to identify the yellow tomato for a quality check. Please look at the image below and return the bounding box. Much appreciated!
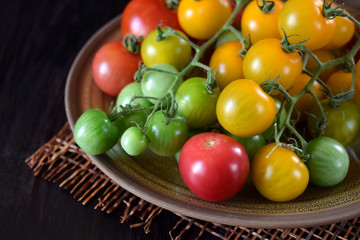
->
[209,41,244,90]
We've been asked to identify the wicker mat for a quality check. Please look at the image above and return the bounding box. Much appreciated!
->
[25,123,360,240]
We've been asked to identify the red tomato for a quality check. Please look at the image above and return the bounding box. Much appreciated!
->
[179,132,249,202]
[92,41,141,97]
[121,0,181,38]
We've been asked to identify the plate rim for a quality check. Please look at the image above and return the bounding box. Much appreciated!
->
[64,14,360,229]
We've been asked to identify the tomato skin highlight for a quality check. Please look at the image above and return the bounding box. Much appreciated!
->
[251,143,309,202]
[306,137,349,187]
[121,0,181,38]
[92,41,141,97]
[179,132,249,202]
[216,79,277,138]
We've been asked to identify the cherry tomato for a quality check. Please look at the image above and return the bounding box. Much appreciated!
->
[305,49,337,82]
[209,41,244,90]
[120,126,148,156]
[306,137,349,187]
[113,110,149,136]
[241,0,284,44]
[326,69,354,96]
[177,0,232,40]
[141,63,182,104]
[74,109,120,155]
[116,82,152,109]
[214,30,239,48]
[92,41,141,97]
[278,0,336,50]
[307,100,360,147]
[146,111,188,157]
[243,38,303,91]
[141,28,192,70]
[251,143,309,202]
[216,79,277,138]
[179,132,249,202]
[175,77,220,128]
[288,73,325,122]
[227,133,266,161]
[121,0,181,38]
[324,11,355,50]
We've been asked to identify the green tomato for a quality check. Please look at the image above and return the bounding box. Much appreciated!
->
[120,126,148,156]
[227,133,266,160]
[141,28,192,70]
[306,137,349,187]
[175,77,220,128]
[146,111,188,157]
[141,63,182,104]
[116,82,152,110]
[215,30,239,48]
[307,100,360,147]
[113,110,149,136]
[73,109,120,155]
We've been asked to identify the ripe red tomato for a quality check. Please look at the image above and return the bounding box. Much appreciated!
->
[92,41,141,97]
[179,132,249,202]
[121,0,181,38]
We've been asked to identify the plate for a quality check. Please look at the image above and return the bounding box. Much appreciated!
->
[65,14,360,228]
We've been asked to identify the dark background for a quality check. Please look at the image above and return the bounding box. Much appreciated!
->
[1,1,360,240]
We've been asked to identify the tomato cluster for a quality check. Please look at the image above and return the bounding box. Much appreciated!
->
[74,0,360,203]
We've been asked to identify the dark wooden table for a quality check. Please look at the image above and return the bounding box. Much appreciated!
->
[1,1,360,240]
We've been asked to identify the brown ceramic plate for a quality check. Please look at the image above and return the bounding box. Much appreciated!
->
[65,12,360,228]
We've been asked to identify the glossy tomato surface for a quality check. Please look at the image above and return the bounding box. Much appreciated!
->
[251,143,309,202]
[179,132,249,202]
[92,41,141,97]
[121,0,181,38]
[216,79,277,137]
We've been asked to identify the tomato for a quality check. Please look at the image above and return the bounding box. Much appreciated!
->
[243,38,303,91]
[307,100,360,147]
[227,133,266,160]
[179,132,249,202]
[306,137,349,187]
[175,77,220,129]
[116,82,152,109]
[120,126,148,156]
[278,0,336,50]
[216,79,277,138]
[177,0,232,40]
[92,41,141,97]
[214,30,239,48]
[289,73,325,122]
[209,41,244,90]
[326,69,354,96]
[251,143,309,202]
[121,0,181,38]
[141,28,192,70]
[146,111,188,157]
[73,109,120,155]
[113,110,149,136]
[305,49,337,82]
[141,63,182,104]
[241,0,284,44]
[324,11,355,50]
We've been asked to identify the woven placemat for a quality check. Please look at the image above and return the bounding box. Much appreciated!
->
[26,123,360,240]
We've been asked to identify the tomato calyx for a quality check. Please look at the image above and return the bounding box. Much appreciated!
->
[122,34,143,54]
[256,0,275,14]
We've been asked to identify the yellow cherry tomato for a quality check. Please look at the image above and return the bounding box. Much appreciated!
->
[324,11,355,49]
[216,79,277,138]
[241,0,284,44]
[177,0,232,40]
[209,41,244,90]
[243,38,303,91]
[251,143,309,202]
